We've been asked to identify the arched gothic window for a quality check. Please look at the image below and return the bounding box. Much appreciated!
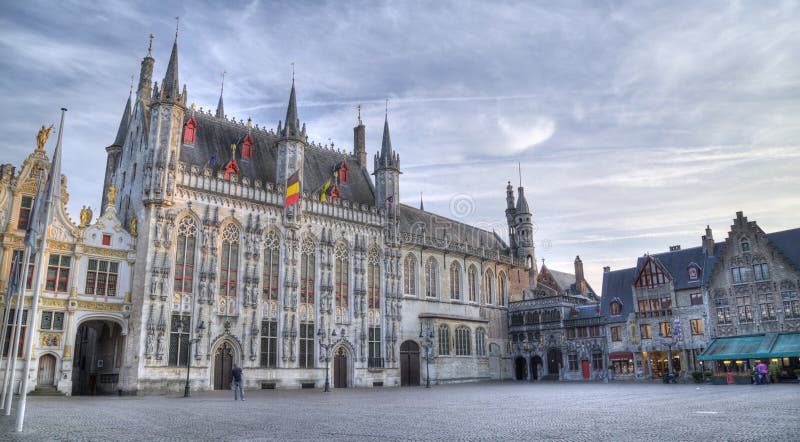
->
[475,328,487,356]
[219,224,240,316]
[468,265,478,303]
[334,242,350,323]
[484,269,495,305]
[425,257,439,298]
[498,271,507,306]
[438,324,450,355]
[262,230,280,304]
[403,254,417,296]
[367,249,381,324]
[450,262,462,300]
[173,217,197,312]
[298,237,316,369]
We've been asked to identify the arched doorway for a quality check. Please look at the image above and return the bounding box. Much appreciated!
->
[531,355,543,380]
[547,348,562,376]
[514,357,527,380]
[37,354,56,388]
[333,347,348,388]
[72,319,124,395]
[213,342,235,390]
[400,340,420,386]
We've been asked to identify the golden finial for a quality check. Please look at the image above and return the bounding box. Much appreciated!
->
[247,117,252,128]
[230,143,237,156]
[190,102,196,111]
[79,205,93,227]
[129,216,138,237]
[107,183,118,206]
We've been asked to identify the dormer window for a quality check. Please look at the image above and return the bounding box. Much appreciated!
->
[610,300,622,316]
[241,134,253,159]
[183,116,197,144]
[740,238,750,252]
[688,266,699,281]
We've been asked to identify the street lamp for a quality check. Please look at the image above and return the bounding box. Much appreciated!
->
[659,330,675,379]
[178,320,204,398]
[317,326,340,393]
[419,324,434,388]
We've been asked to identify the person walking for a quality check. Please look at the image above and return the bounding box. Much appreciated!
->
[232,364,244,400]
[757,361,768,385]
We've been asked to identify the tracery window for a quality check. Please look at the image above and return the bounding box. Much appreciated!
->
[168,314,190,366]
[468,265,478,303]
[425,257,439,298]
[219,224,240,316]
[403,254,417,296]
[498,272,507,306]
[438,324,450,355]
[298,321,314,369]
[260,319,277,368]
[367,249,381,325]
[483,269,495,305]
[455,327,471,356]
[299,237,316,368]
[449,262,461,300]
[475,328,486,356]
[334,243,349,323]
[174,218,197,295]
[85,259,118,296]
[262,230,280,305]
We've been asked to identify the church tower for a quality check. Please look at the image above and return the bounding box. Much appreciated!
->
[514,185,537,287]
[373,112,400,216]
[505,181,517,255]
[143,31,187,206]
[276,79,306,225]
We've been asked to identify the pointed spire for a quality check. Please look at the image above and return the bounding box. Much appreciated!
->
[419,191,424,211]
[380,100,392,161]
[216,71,226,118]
[516,186,531,215]
[112,91,132,147]
[160,19,180,103]
[281,68,301,139]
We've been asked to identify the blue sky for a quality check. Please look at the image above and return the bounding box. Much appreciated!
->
[1,0,799,292]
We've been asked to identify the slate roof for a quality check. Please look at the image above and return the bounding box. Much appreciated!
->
[634,243,722,291]
[767,228,800,270]
[179,112,375,205]
[599,267,637,323]
[570,303,602,320]
[542,267,598,300]
[396,204,509,252]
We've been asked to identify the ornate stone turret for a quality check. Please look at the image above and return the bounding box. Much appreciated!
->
[514,186,537,287]
[101,92,132,212]
[276,80,306,224]
[505,181,517,253]
[215,72,225,119]
[353,106,366,167]
[373,111,400,216]
[158,33,185,106]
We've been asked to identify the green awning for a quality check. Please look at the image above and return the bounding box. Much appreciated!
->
[698,333,800,361]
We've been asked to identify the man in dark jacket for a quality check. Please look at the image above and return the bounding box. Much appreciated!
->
[232,364,244,400]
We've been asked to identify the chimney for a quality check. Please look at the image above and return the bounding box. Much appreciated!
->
[702,225,715,257]
[603,266,611,273]
[669,245,681,251]
[353,109,366,166]
[574,255,586,296]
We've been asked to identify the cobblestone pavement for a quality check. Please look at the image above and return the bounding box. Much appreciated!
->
[0,381,798,441]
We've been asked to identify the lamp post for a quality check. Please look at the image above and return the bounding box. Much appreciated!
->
[659,330,675,379]
[178,320,204,398]
[419,324,434,388]
[317,326,339,393]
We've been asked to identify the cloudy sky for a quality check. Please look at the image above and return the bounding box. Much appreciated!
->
[1,0,799,292]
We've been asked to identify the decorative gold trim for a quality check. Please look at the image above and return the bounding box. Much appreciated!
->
[48,240,74,253]
[75,300,123,312]
[40,297,68,309]
[83,245,128,259]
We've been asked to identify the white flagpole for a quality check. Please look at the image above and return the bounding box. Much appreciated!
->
[16,108,66,432]
[0,254,21,409]
[3,168,45,415]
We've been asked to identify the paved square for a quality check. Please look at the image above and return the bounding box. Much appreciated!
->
[0,382,798,441]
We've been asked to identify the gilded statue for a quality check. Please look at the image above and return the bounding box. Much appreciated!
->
[129,216,138,237]
[107,183,118,206]
[36,124,54,151]
[79,205,93,227]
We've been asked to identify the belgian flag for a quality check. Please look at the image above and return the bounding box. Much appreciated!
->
[285,170,300,207]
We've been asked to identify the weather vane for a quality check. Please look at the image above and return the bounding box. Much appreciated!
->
[175,16,180,39]
[147,33,154,55]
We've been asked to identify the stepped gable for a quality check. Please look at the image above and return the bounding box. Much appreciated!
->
[179,112,375,205]
[635,244,721,290]
[396,203,509,253]
[599,267,636,321]
[767,227,800,270]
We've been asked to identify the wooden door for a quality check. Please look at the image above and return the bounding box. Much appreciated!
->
[213,342,234,390]
[582,360,590,379]
[37,354,56,386]
[333,347,348,388]
[400,341,420,386]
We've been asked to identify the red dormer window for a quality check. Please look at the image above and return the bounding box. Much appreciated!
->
[183,116,197,144]
[338,161,348,183]
[241,134,253,160]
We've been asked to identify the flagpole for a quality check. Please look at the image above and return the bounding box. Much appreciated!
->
[3,171,45,415]
[16,108,66,432]
[0,255,20,409]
